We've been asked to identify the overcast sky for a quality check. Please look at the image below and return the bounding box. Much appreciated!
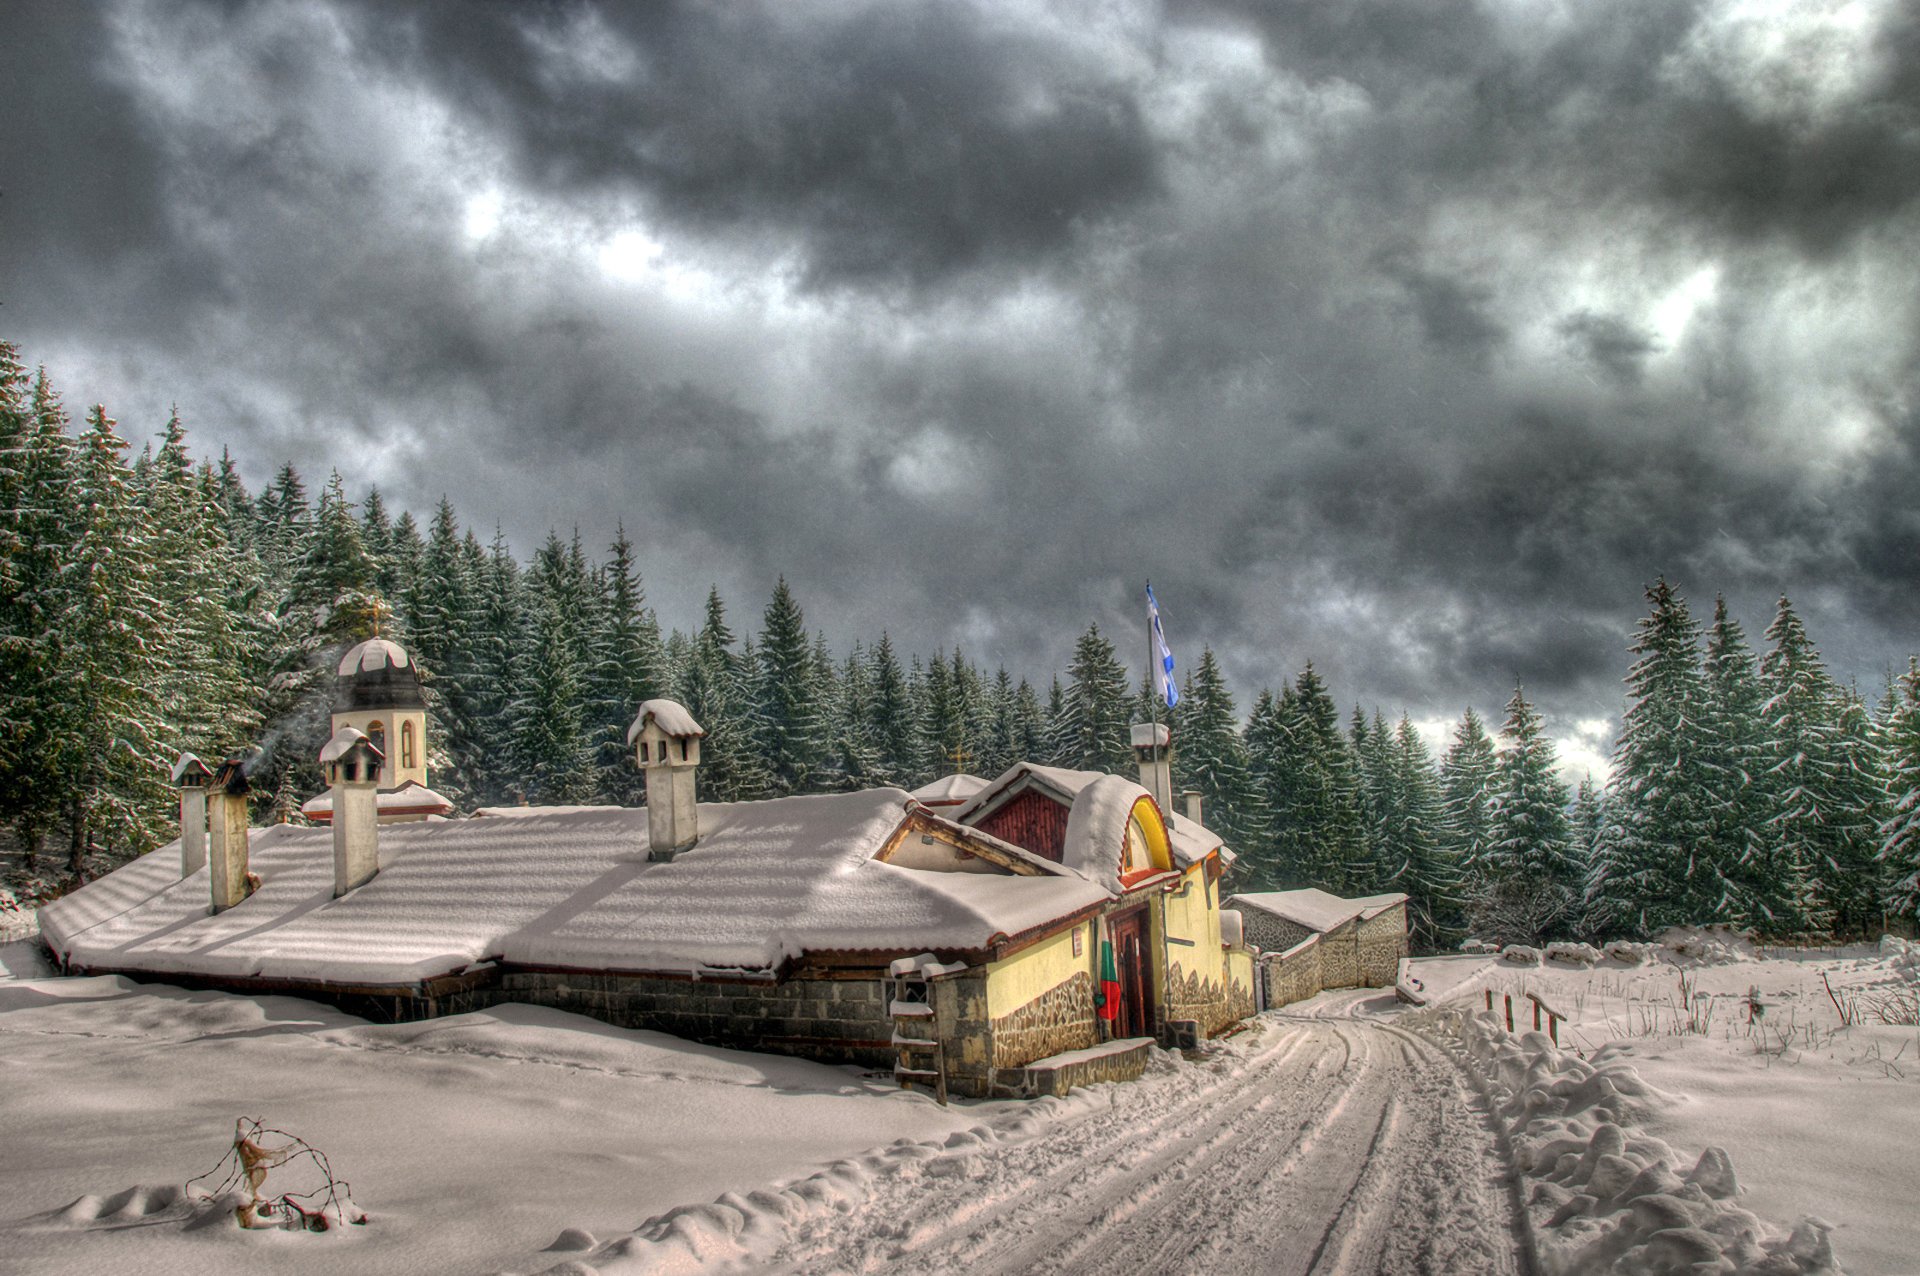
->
[4,0,1918,778]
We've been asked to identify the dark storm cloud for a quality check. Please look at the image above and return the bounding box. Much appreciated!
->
[4,0,1919,763]
[1557,313,1660,385]
[350,0,1161,292]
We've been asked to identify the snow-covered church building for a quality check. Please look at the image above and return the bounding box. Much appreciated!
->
[41,637,1257,1099]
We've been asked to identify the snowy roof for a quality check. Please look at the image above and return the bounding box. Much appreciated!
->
[300,780,453,820]
[338,637,412,676]
[956,762,1224,871]
[1129,723,1169,748]
[1228,888,1409,934]
[41,789,1107,986]
[908,774,989,805]
[318,726,381,766]
[626,698,705,745]
[169,752,212,785]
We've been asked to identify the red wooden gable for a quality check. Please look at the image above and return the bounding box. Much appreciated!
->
[972,788,1069,863]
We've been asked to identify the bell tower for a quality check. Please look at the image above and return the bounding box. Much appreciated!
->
[332,637,429,792]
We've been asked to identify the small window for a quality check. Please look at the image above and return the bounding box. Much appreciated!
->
[366,721,387,785]
[401,720,417,769]
[679,738,690,761]
[639,740,651,762]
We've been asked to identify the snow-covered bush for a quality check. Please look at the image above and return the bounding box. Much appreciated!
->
[0,886,33,942]
[1603,940,1658,965]
[1658,925,1757,966]
[1501,944,1543,965]
[1435,1008,1842,1275]
[1545,942,1603,966]
[1880,935,1920,984]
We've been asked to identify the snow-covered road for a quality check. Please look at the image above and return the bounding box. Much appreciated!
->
[746,992,1530,1276]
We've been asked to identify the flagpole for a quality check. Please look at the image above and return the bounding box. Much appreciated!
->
[1146,579,1164,813]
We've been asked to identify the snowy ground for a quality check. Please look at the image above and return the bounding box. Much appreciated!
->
[547,993,1527,1275]
[0,945,1011,1276]
[5,931,1895,1275]
[1444,933,1920,1276]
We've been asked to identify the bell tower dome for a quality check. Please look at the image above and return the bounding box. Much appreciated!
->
[332,637,429,792]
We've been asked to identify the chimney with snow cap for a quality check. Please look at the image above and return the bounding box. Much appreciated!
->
[1131,722,1171,811]
[172,752,213,878]
[207,757,253,912]
[1182,790,1203,825]
[628,698,704,861]
[321,727,383,896]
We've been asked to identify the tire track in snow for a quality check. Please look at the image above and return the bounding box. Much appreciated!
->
[766,1009,1529,1276]
[763,1022,1312,1274]
[807,1027,1334,1275]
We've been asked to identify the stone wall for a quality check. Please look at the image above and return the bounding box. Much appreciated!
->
[991,1038,1153,1098]
[1164,959,1254,1037]
[1319,920,1361,989]
[1356,905,1409,987]
[989,971,1097,1068]
[1235,906,1316,955]
[1263,937,1323,1009]
[480,970,895,1067]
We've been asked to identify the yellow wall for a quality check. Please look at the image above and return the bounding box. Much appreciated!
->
[1157,862,1229,988]
[331,708,428,790]
[985,923,1092,1019]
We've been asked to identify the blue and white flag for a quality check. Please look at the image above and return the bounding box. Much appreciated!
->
[1147,582,1178,708]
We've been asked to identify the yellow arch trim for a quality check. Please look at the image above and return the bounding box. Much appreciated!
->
[1126,796,1174,873]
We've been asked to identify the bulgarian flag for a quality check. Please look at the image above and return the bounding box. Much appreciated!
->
[1097,940,1121,1021]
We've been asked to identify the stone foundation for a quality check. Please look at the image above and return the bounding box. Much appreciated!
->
[991,1037,1154,1098]
[1164,960,1254,1037]
[479,970,896,1067]
[990,971,1097,1068]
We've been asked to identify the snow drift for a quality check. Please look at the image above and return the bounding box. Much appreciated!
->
[1435,1005,1843,1275]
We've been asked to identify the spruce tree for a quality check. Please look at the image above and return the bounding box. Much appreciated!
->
[1757,597,1840,936]
[1480,685,1577,943]
[1879,658,1920,927]
[827,643,883,790]
[510,591,595,805]
[1700,597,1770,926]
[756,577,821,796]
[58,406,172,872]
[1826,689,1889,935]
[1238,687,1289,890]
[587,524,665,805]
[1440,708,1499,900]
[1260,668,1368,892]
[1058,624,1132,774]
[865,633,917,785]
[1175,648,1258,851]
[1592,579,1720,934]
[0,355,79,870]
[1382,714,1463,948]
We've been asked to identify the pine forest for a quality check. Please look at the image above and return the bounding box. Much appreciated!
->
[5,342,1919,951]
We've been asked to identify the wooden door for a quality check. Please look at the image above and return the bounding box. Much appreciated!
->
[1109,908,1153,1040]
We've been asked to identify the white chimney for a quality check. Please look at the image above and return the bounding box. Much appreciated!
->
[207,757,253,912]
[1182,789,1203,825]
[172,752,213,878]
[628,699,705,861]
[1130,722,1171,810]
[321,727,383,896]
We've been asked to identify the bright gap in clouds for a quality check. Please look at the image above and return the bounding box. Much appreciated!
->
[598,229,666,281]
[463,190,503,243]
[1649,265,1720,351]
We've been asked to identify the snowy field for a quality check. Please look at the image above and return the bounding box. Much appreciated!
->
[1436,932,1920,1276]
[3,931,1907,1275]
[0,939,1019,1276]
